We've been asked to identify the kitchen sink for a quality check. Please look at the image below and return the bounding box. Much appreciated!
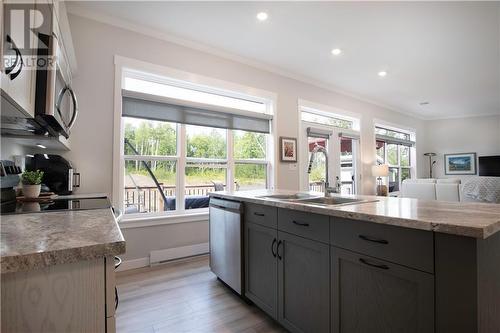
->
[257,193,320,201]
[299,197,369,206]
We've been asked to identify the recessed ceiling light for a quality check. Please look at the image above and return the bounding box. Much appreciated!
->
[36,144,47,149]
[378,71,387,77]
[256,12,268,21]
[331,48,342,56]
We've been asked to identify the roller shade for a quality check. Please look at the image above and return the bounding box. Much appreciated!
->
[122,90,272,133]
[307,127,331,139]
[375,134,415,147]
[338,131,360,140]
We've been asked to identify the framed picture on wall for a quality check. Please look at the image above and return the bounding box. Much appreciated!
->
[444,153,477,175]
[280,137,297,162]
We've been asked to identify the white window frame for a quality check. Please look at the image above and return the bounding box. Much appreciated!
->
[374,121,416,192]
[297,99,361,192]
[113,56,276,223]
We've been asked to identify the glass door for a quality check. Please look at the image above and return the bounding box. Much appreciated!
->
[329,130,359,195]
[300,123,332,193]
[307,135,328,193]
[338,135,359,195]
[301,125,360,195]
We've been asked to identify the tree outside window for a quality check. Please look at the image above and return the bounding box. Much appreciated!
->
[123,119,268,214]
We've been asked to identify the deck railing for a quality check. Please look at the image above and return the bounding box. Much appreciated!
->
[309,181,354,195]
[124,184,223,213]
[127,181,355,213]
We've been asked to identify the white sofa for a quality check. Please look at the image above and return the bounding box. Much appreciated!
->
[401,178,461,202]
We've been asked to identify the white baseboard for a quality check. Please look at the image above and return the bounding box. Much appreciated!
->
[150,242,209,265]
[117,242,209,271]
[117,257,149,272]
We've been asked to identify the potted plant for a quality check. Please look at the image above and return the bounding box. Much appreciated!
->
[21,170,44,199]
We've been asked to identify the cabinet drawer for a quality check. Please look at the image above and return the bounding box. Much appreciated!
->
[244,203,277,228]
[331,218,434,273]
[278,209,329,243]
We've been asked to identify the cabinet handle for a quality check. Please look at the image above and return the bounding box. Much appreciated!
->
[359,258,389,270]
[115,286,119,310]
[253,212,265,217]
[358,235,389,245]
[114,256,122,269]
[276,240,282,260]
[210,204,226,210]
[292,220,309,227]
[5,35,23,80]
[271,238,277,257]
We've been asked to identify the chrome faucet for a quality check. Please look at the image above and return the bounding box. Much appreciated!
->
[307,145,339,197]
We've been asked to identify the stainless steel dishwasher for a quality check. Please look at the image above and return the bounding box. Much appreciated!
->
[209,197,243,295]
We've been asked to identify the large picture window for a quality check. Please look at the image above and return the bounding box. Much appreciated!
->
[375,126,415,193]
[121,73,272,216]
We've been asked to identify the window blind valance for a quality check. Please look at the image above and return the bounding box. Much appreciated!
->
[375,134,415,147]
[338,131,360,140]
[122,89,272,134]
[307,127,331,139]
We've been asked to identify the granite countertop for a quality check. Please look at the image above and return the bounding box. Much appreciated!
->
[209,189,500,239]
[1,208,125,274]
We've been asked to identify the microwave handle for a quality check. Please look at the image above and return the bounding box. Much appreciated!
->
[56,86,79,130]
[67,87,78,130]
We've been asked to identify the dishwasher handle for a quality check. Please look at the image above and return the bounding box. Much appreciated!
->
[209,198,242,213]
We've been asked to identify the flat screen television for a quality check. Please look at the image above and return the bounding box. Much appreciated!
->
[478,156,500,177]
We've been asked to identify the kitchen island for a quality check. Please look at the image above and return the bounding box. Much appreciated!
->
[1,208,125,333]
[209,189,500,333]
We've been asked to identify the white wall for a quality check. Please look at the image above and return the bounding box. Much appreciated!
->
[423,115,500,179]
[121,221,208,261]
[66,14,425,262]
[1,138,26,160]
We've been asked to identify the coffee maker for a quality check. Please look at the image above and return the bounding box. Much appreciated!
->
[25,154,80,195]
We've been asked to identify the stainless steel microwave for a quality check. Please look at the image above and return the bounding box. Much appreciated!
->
[35,33,78,139]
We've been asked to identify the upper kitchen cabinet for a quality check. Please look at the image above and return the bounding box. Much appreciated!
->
[1,1,37,118]
[1,0,78,142]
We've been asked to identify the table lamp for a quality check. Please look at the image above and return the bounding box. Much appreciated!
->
[372,164,389,196]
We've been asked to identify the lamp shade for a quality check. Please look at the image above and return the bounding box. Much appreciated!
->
[372,164,389,177]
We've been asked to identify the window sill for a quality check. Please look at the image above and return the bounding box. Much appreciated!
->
[119,209,209,229]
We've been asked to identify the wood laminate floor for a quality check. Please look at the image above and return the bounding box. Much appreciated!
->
[116,255,285,333]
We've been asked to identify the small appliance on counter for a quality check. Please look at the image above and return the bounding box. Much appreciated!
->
[0,160,22,213]
[25,154,80,195]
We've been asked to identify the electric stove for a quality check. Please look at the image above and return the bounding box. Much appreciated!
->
[0,196,111,215]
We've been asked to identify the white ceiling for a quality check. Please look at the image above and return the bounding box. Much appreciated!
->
[67,1,500,120]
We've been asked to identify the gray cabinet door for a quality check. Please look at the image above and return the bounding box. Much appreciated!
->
[331,247,434,333]
[278,231,330,333]
[245,222,278,320]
